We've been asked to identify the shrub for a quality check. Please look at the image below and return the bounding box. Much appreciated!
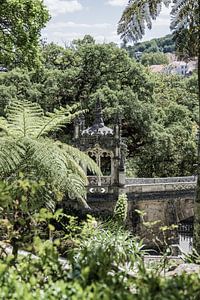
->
[113,193,128,225]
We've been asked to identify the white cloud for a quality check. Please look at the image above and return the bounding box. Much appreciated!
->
[106,0,127,6]
[48,21,111,29]
[44,0,82,16]
[52,31,82,38]
[151,6,171,27]
[50,31,120,44]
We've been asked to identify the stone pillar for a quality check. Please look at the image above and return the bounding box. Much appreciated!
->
[74,118,80,139]
[118,157,126,187]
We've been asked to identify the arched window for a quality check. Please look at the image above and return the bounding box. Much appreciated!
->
[86,145,112,176]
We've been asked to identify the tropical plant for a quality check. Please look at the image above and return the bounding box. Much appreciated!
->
[0,100,100,208]
[118,1,199,52]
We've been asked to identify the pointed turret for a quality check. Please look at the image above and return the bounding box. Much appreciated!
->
[81,97,113,136]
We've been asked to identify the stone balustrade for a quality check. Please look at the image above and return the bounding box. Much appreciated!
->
[125,176,196,186]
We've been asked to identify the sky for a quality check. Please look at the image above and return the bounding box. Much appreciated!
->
[42,0,171,45]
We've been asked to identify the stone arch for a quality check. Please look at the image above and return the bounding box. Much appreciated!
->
[174,198,194,223]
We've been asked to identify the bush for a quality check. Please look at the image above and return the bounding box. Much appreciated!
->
[0,235,200,299]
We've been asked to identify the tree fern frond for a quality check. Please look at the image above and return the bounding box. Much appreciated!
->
[0,117,10,136]
[118,0,171,42]
[25,138,88,199]
[0,100,99,207]
[60,143,102,177]
[5,100,81,139]
[36,104,80,138]
[0,138,25,176]
[6,100,44,137]
[171,0,198,31]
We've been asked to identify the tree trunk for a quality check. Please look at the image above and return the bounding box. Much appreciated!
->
[193,5,200,252]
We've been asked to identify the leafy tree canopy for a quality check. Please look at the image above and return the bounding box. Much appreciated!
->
[132,73,198,177]
[0,0,50,69]
[141,52,169,66]
[122,34,175,57]
[0,36,198,177]
[0,39,155,154]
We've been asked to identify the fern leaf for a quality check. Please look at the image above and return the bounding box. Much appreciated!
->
[36,104,80,138]
[5,100,44,137]
[60,143,102,177]
[0,117,10,135]
[25,138,88,199]
[0,138,25,176]
[0,100,100,206]
[118,0,170,42]
[5,100,81,139]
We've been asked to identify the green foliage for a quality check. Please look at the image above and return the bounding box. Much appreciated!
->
[113,194,128,225]
[0,36,198,178]
[184,248,200,264]
[141,52,169,66]
[0,176,56,258]
[132,73,197,177]
[0,100,100,205]
[0,209,144,298]
[134,209,178,253]
[118,0,199,60]
[123,34,175,57]
[171,1,199,58]
[0,41,155,156]
[0,0,50,69]
[0,214,200,299]
[134,272,200,300]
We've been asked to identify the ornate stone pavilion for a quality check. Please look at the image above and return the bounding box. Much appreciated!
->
[74,99,127,198]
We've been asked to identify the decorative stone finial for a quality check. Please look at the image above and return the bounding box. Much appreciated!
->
[93,97,104,128]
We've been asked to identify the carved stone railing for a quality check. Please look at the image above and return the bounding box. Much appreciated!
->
[125,181,196,194]
[126,176,196,186]
[87,176,197,195]
[87,176,112,186]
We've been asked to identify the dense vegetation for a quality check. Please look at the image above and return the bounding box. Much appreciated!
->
[0,0,50,69]
[1,222,200,300]
[0,37,197,177]
[0,190,200,300]
[0,0,200,298]
[140,52,169,66]
[117,0,200,253]
[123,34,175,57]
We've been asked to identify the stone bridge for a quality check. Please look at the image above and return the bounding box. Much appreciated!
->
[86,176,196,230]
[73,101,196,232]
